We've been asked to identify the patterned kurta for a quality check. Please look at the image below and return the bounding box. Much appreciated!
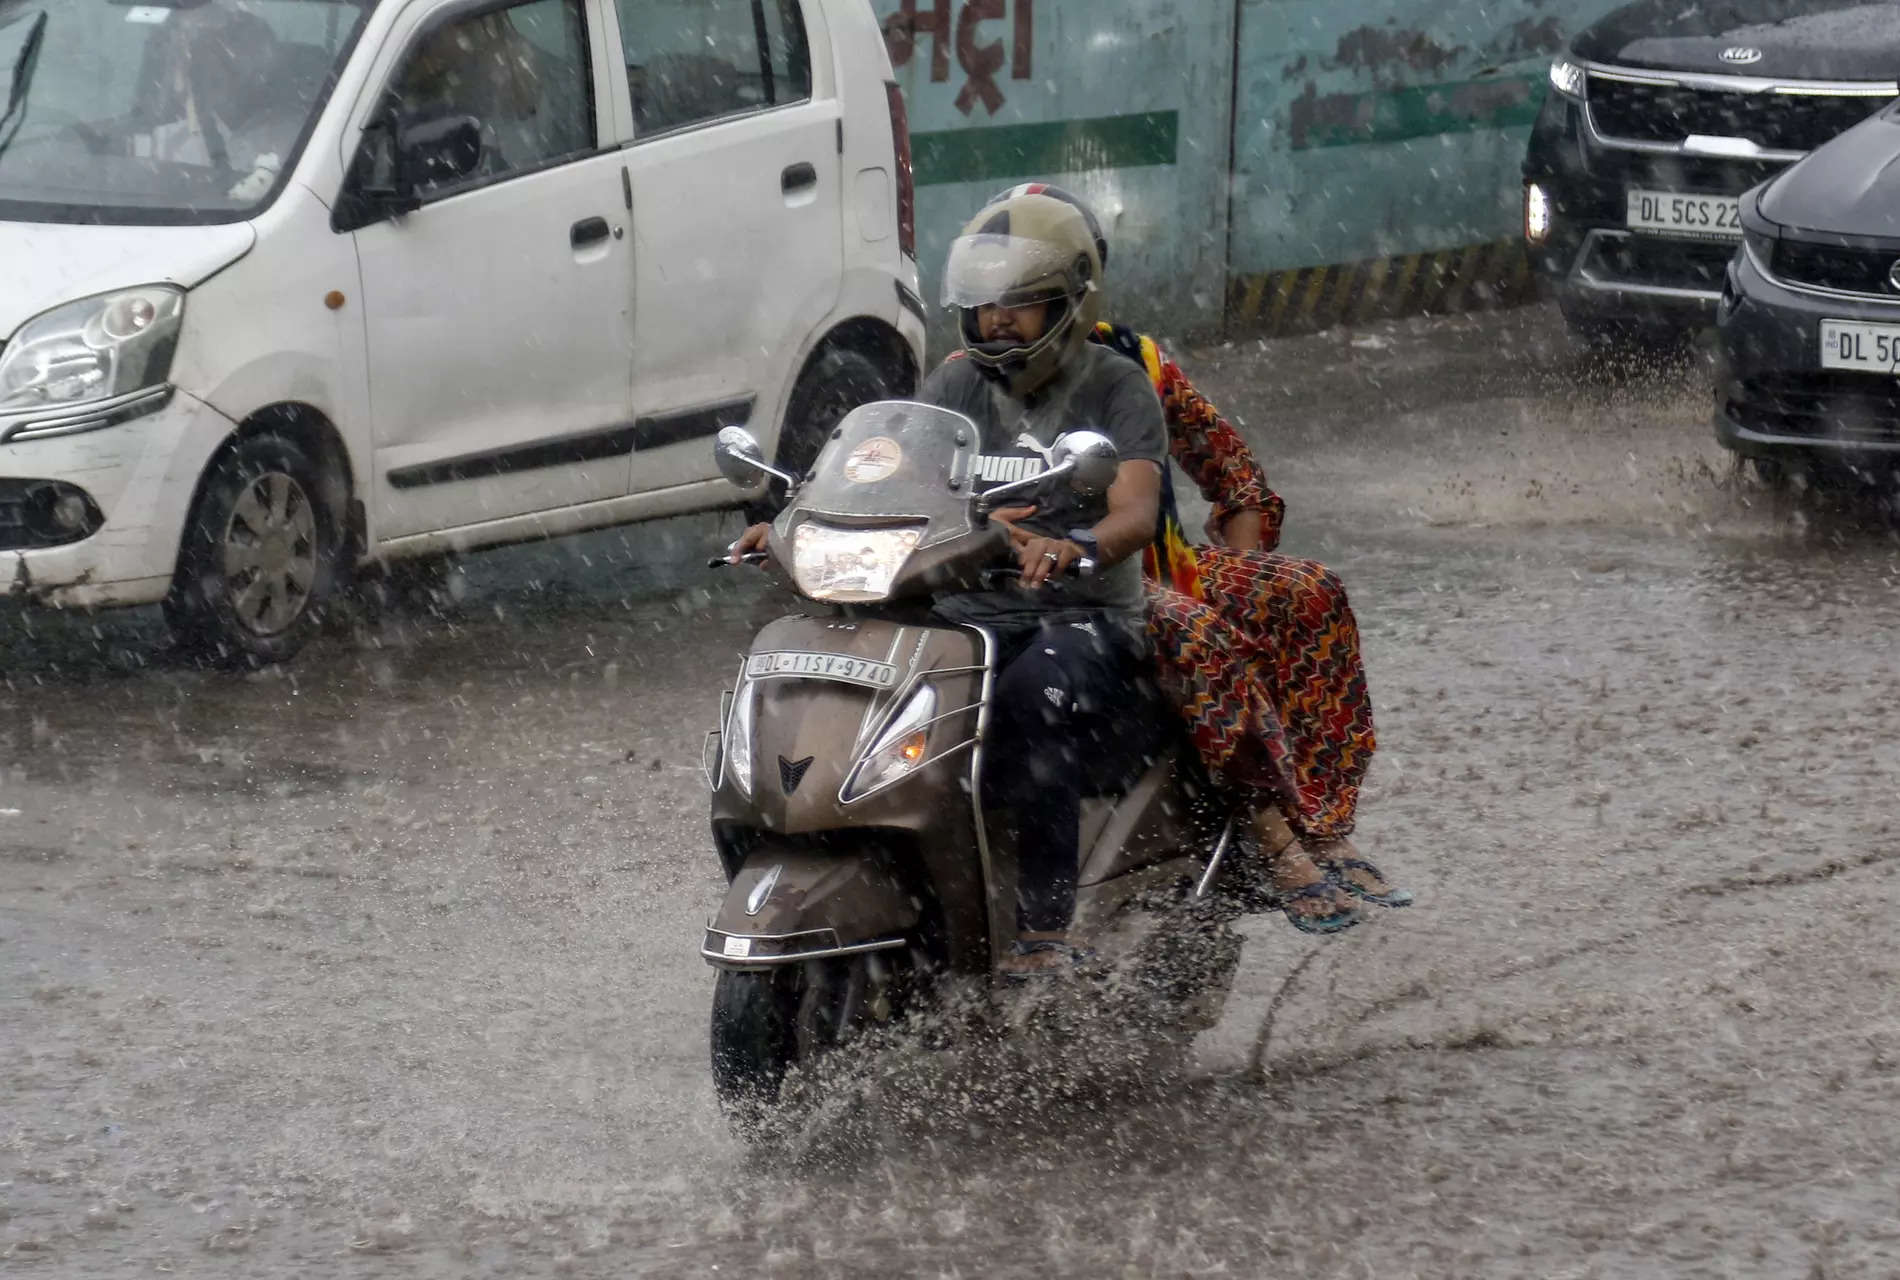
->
[1090,324,1376,838]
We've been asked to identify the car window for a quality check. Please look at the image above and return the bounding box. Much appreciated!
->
[615,0,810,138]
[757,0,811,106]
[0,0,372,224]
[379,0,594,200]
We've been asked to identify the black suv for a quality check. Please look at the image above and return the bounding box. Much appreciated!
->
[1522,1,1899,346]
[1715,104,1900,477]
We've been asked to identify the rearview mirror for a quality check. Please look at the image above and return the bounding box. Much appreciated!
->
[1051,430,1119,496]
[714,425,794,488]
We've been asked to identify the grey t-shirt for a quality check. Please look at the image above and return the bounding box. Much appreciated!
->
[920,342,1166,639]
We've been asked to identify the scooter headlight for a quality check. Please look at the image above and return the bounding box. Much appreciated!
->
[791,521,925,603]
[724,675,757,798]
[841,684,937,802]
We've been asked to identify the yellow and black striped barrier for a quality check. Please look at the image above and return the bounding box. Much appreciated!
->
[1225,238,1535,337]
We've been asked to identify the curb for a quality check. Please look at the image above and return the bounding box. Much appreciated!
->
[1225,239,1536,337]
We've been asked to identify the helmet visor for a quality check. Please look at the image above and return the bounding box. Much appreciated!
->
[941,233,1079,310]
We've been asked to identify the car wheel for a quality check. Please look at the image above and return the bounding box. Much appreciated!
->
[744,347,896,523]
[164,434,342,666]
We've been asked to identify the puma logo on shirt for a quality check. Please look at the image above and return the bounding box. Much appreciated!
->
[974,454,1048,485]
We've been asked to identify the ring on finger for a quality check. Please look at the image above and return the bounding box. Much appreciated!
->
[1043,551,1059,562]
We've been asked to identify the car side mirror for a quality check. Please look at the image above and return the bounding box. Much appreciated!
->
[396,113,484,189]
[714,425,794,488]
[333,110,483,231]
[1051,429,1119,496]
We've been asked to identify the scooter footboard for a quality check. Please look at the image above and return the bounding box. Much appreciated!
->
[703,846,920,969]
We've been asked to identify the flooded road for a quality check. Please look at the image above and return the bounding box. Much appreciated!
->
[6,305,1900,1278]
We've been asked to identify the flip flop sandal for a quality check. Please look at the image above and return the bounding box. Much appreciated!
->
[999,937,1096,982]
[1320,857,1416,909]
[1270,882,1363,936]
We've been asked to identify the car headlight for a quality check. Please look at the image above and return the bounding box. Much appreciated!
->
[0,286,185,416]
[1548,57,1585,100]
[841,684,937,801]
[1739,189,1778,275]
[791,521,925,603]
[1743,226,1776,274]
[724,675,757,798]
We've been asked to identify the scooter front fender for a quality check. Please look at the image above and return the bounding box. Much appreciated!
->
[702,847,919,970]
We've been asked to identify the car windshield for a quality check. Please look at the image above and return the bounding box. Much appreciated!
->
[0,0,370,225]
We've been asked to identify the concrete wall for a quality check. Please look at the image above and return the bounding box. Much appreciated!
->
[1221,0,1628,334]
[878,0,1631,339]
[873,0,1237,342]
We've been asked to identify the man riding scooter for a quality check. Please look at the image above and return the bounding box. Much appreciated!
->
[730,190,1166,979]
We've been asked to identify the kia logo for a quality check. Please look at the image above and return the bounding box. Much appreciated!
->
[1889,260,1900,293]
[1719,47,1763,65]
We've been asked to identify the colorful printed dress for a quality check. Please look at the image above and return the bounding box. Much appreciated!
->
[1089,324,1376,839]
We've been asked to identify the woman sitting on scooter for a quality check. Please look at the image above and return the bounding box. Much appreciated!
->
[733,189,1167,979]
[985,183,1411,933]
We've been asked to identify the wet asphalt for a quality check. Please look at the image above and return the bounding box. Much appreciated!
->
[4,303,1900,1278]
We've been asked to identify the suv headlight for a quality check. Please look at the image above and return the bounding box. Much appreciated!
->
[791,521,925,603]
[842,684,937,801]
[1548,57,1585,100]
[0,286,184,416]
[724,676,757,798]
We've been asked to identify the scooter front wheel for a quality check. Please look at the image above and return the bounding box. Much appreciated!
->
[711,966,807,1135]
[709,952,913,1141]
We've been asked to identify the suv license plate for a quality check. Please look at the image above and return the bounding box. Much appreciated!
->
[1626,190,1741,239]
[1821,319,1900,373]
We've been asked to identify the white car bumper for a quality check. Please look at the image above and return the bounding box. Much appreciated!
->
[1,388,237,609]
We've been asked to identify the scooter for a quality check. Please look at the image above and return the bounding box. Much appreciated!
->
[701,401,1261,1135]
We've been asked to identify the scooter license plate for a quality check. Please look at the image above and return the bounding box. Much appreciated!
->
[746,650,900,689]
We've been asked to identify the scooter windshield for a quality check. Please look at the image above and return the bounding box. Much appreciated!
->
[775,400,992,605]
[788,401,980,530]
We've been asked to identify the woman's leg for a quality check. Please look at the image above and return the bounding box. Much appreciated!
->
[1193,550,1377,840]
[1193,550,1407,905]
[1147,588,1358,931]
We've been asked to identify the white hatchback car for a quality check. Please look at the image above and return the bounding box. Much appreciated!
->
[0,0,923,662]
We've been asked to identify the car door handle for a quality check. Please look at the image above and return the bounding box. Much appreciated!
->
[571,216,611,249]
[781,163,817,195]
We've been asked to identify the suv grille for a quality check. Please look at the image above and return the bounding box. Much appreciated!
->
[1588,75,1891,153]
[1585,234,1734,291]
[1732,372,1900,443]
[1771,239,1900,297]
